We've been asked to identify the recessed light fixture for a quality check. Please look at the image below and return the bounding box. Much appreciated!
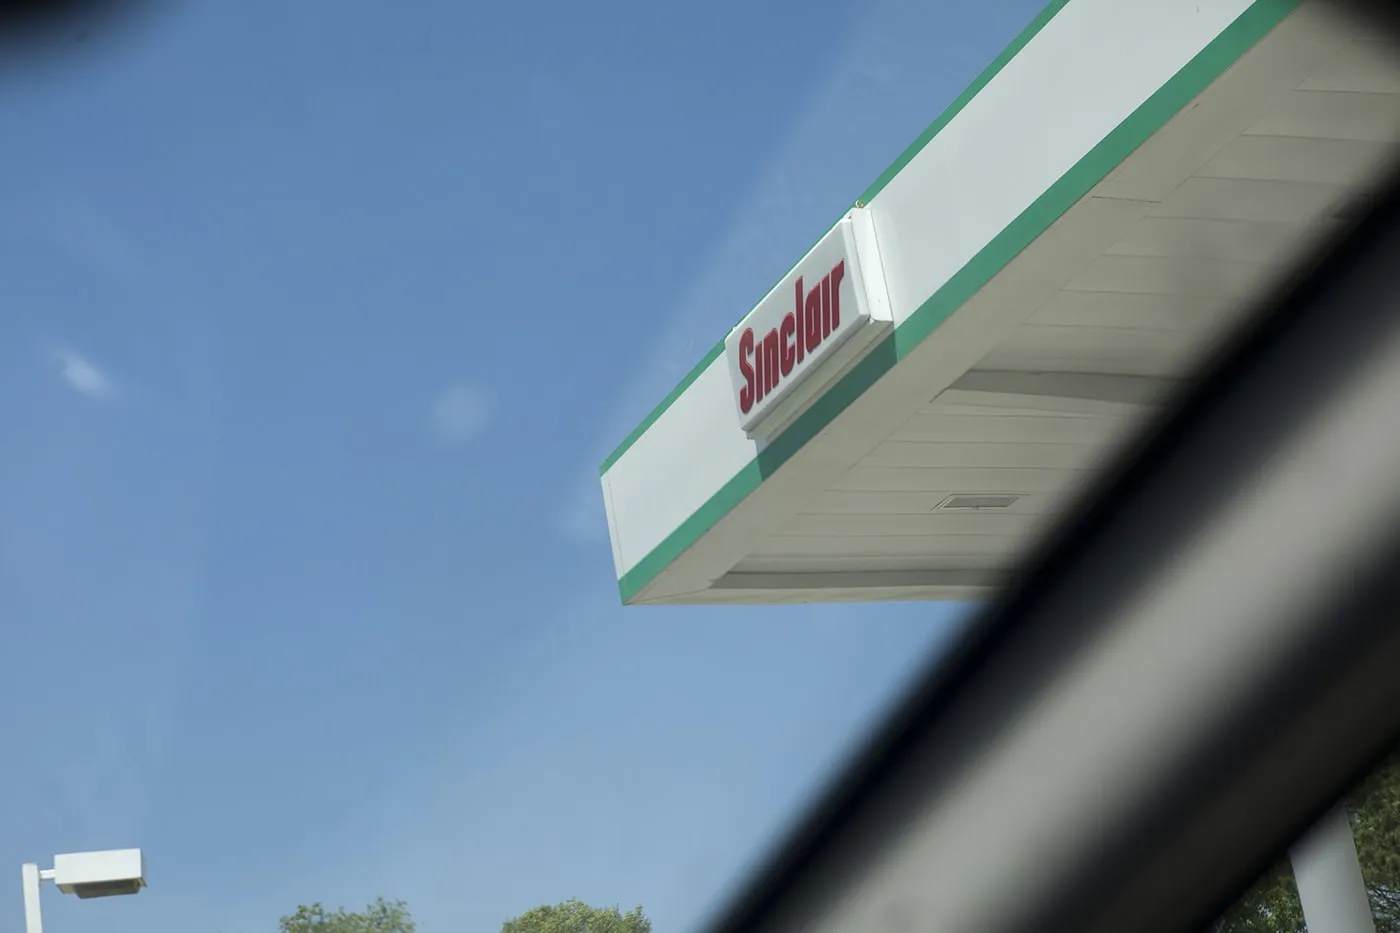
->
[934,494,1023,511]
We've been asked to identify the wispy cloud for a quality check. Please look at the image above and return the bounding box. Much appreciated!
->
[430,383,493,446]
[55,349,113,400]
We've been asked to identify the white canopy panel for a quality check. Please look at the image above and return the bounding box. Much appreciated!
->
[599,0,1400,605]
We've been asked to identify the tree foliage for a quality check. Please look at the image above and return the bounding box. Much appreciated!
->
[279,898,415,933]
[1214,747,1400,933]
[271,896,646,933]
[500,900,652,933]
[1352,750,1400,932]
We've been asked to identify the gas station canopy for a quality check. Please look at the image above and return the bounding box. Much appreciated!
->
[599,0,1400,605]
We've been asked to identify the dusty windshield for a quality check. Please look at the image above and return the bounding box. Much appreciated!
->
[12,0,1399,930]
[0,1,1054,932]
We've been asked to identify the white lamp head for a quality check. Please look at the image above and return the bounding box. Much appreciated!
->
[52,849,145,899]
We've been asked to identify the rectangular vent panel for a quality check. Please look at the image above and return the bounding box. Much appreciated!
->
[936,494,1023,511]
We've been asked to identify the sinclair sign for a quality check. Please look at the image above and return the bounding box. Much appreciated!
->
[726,208,893,439]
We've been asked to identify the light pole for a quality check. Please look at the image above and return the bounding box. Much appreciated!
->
[21,849,146,933]
[1291,810,1377,933]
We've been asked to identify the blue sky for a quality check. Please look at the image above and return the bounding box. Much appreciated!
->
[0,1,1042,932]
